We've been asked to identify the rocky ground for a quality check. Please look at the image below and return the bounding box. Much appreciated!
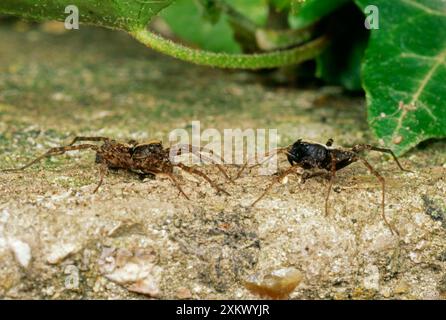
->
[0,21,445,299]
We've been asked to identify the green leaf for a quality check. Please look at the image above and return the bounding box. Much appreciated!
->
[289,0,350,28]
[0,0,174,30]
[226,0,268,26]
[1,0,328,69]
[160,0,242,53]
[355,0,446,155]
[198,0,223,24]
[269,0,291,12]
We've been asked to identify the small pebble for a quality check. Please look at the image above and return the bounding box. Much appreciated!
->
[176,287,192,299]
[46,243,79,264]
[8,238,32,268]
[394,280,410,294]
[244,267,302,299]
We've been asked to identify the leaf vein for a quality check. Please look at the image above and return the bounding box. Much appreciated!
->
[391,48,446,138]
[400,0,446,17]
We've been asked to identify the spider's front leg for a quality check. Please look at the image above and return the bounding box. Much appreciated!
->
[2,144,99,172]
[171,144,232,183]
[176,163,230,196]
[251,165,302,207]
[351,144,411,172]
[68,136,110,146]
[138,168,191,200]
[356,156,398,236]
[236,147,289,180]
[93,162,108,193]
[324,153,337,216]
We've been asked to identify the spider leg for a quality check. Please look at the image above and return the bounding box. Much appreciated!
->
[171,144,232,183]
[251,166,300,207]
[93,163,108,193]
[176,163,230,196]
[2,144,99,172]
[352,144,411,172]
[133,166,191,200]
[357,156,398,236]
[140,169,190,200]
[324,154,337,216]
[68,136,110,146]
[163,173,190,200]
[236,147,289,180]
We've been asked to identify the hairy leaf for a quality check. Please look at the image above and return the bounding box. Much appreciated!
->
[355,0,446,155]
[0,0,174,30]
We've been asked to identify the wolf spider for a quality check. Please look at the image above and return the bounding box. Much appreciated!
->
[237,139,411,235]
[2,136,231,199]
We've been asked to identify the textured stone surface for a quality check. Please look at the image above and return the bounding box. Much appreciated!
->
[0,21,445,299]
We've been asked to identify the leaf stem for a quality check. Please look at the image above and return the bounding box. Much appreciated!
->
[130,28,329,69]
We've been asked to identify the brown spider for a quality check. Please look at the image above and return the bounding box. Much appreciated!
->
[236,139,412,235]
[2,136,231,198]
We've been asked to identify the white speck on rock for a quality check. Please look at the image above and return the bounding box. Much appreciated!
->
[192,284,203,294]
[46,243,79,264]
[0,209,10,223]
[8,238,32,268]
[363,265,380,291]
[413,212,427,227]
[42,286,56,296]
[50,190,72,202]
[0,237,6,249]
[409,251,421,263]
[361,224,395,252]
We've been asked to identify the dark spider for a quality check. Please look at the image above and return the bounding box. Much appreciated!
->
[2,136,231,198]
[237,138,412,235]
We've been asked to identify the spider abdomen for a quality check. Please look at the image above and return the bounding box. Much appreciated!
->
[287,141,331,169]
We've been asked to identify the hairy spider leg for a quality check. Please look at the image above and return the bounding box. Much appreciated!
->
[352,144,412,172]
[68,136,111,146]
[165,173,190,200]
[251,166,301,207]
[171,144,232,183]
[176,163,230,196]
[2,144,99,172]
[236,147,289,180]
[357,156,398,236]
[93,163,108,193]
[136,167,191,200]
[324,154,338,216]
